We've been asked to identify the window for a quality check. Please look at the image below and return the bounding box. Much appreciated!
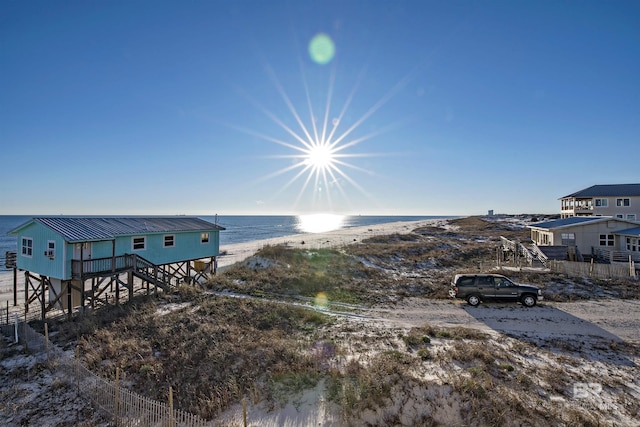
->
[163,235,175,248]
[616,198,630,207]
[494,277,513,287]
[458,277,474,287]
[201,232,210,243]
[627,238,638,252]
[595,198,608,207]
[478,276,493,286]
[21,237,33,257]
[627,214,637,220]
[616,214,624,219]
[542,233,550,245]
[599,234,614,247]
[561,233,575,246]
[132,236,146,251]
[46,241,55,259]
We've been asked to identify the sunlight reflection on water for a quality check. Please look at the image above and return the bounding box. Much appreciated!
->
[297,214,345,233]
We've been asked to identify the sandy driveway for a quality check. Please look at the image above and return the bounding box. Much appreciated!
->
[367,298,640,344]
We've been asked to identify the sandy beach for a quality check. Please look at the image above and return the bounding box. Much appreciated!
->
[216,218,447,269]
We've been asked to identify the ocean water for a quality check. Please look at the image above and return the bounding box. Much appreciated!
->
[0,214,451,271]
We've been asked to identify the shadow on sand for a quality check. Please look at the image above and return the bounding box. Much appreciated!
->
[463,303,636,367]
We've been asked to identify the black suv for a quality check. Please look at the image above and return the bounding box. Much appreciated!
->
[449,274,543,307]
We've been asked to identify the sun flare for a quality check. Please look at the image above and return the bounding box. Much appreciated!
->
[234,35,409,211]
[304,143,336,170]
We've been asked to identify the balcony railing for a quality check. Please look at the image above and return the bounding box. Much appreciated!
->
[71,255,134,279]
[574,206,593,212]
[4,251,16,269]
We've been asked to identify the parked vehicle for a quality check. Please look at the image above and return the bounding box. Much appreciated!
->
[449,274,543,307]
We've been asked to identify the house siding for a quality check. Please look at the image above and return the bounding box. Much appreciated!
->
[114,231,220,265]
[593,195,640,219]
[16,222,66,279]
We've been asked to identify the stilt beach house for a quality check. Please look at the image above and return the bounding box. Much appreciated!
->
[8,216,224,319]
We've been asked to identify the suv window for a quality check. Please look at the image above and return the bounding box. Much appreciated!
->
[477,276,493,286]
[494,277,513,287]
[458,277,474,287]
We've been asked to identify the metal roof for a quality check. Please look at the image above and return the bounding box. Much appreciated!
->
[615,227,640,237]
[12,217,224,242]
[528,216,606,230]
[561,184,640,199]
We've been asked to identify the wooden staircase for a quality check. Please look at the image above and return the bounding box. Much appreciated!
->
[130,254,172,292]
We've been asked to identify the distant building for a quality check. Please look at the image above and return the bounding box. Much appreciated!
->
[560,184,640,220]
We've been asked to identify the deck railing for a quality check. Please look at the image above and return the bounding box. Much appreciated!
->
[500,236,536,266]
[592,248,640,264]
[4,251,17,269]
[71,255,133,279]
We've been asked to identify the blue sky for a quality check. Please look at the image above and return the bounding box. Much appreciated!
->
[1,0,638,216]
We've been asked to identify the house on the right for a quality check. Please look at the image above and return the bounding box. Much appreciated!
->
[505,183,640,269]
[560,183,640,220]
[529,216,640,263]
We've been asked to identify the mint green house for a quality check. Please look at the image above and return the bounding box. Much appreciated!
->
[9,217,225,318]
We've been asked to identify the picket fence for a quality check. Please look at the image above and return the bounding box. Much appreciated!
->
[0,319,210,427]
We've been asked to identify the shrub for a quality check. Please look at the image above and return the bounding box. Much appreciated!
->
[417,348,432,360]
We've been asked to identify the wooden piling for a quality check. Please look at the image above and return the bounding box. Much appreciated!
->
[45,323,49,358]
[243,397,247,427]
[13,267,17,306]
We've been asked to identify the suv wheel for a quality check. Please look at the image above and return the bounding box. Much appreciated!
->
[521,295,536,307]
[467,295,481,307]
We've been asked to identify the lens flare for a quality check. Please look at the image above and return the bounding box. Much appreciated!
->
[309,33,335,65]
[314,291,329,309]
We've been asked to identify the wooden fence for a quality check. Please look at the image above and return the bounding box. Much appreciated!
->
[0,318,210,427]
[548,259,637,281]
[75,363,207,427]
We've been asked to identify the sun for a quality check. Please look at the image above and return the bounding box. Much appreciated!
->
[304,143,336,171]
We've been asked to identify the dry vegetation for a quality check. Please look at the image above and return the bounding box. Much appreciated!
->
[44,293,333,419]
[10,216,640,426]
